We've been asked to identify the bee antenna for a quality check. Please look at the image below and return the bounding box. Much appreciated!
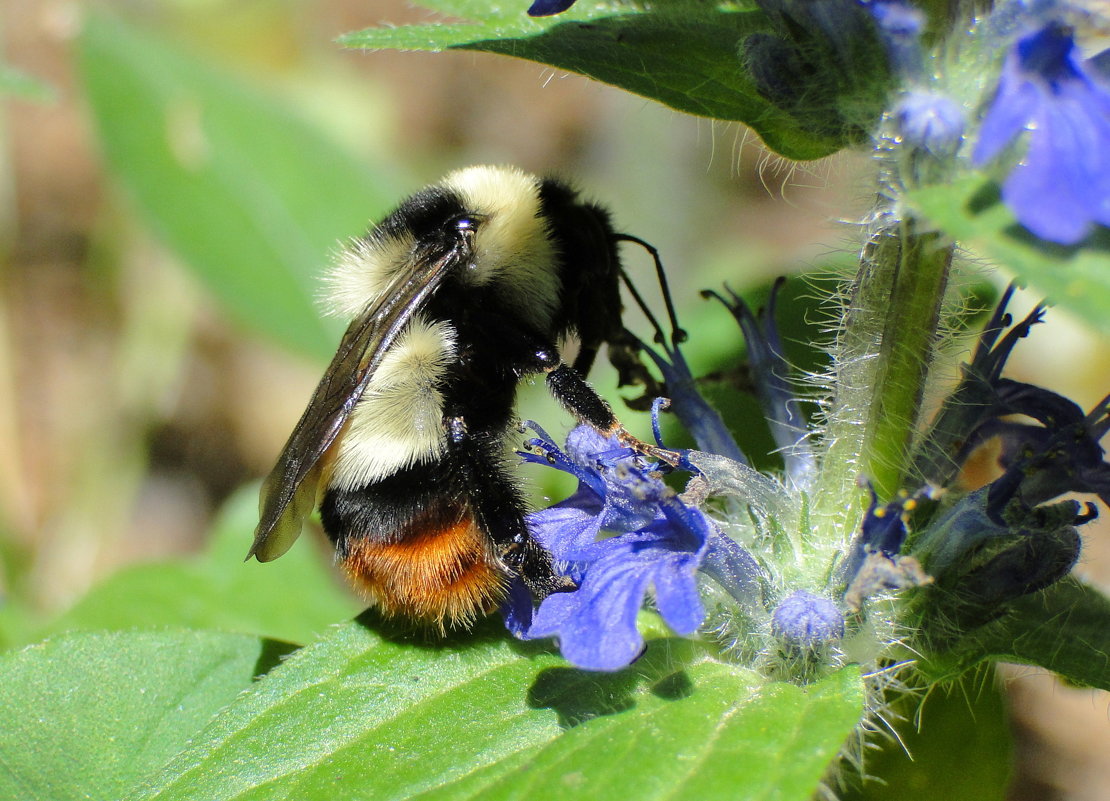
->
[613,234,686,347]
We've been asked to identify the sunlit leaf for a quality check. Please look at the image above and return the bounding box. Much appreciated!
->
[130,618,863,801]
[0,630,284,801]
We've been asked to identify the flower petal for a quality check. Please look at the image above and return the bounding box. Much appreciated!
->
[972,24,1110,244]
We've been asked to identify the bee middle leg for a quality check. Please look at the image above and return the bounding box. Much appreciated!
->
[444,414,574,601]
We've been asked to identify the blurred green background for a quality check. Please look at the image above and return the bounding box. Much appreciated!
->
[0,2,1107,798]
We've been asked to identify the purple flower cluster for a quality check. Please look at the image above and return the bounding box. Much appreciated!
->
[507,278,1108,672]
[502,0,1110,678]
[504,282,832,672]
[508,424,725,671]
[873,287,1109,624]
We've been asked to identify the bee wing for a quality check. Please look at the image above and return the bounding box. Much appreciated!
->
[248,246,458,562]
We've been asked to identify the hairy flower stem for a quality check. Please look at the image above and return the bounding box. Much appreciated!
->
[810,232,896,554]
[811,220,951,560]
[865,223,952,498]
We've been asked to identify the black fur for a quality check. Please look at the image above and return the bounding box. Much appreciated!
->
[321,173,629,605]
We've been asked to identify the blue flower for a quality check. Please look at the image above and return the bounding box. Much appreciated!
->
[895,90,966,154]
[842,484,933,611]
[527,0,576,16]
[771,590,845,649]
[525,518,707,671]
[835,285,1110,626]
[972,23,1110,244]
[519,424,657,563]
[911,287,1109,524]
[702,280,816,487]
[866,0,926,77]
[981,386,1110,515]
[515,424,762,671]
[867,287,1110,628]
[639,337,749,468]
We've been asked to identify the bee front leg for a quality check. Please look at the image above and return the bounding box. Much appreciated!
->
[544,363,681,467]
[509,338,679,466]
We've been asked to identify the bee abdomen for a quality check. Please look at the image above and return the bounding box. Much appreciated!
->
[325,489,509,629]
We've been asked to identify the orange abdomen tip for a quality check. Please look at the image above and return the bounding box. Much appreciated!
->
[340,514,509,631]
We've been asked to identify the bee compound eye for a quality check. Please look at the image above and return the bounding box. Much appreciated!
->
[454,212,488,235]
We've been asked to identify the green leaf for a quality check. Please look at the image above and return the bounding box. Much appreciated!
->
[920,578,1110,690]
[446,662,866,801]
[37,485,359,646]
[840,670,1012,801]
[906,178,1110,337]
[0,595,37,652]
[0,629,285,801]
[76,12,407,360]
[131,618,864,801]
[340,2,845,161]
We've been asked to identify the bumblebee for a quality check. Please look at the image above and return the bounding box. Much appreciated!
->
[249,165,666,628]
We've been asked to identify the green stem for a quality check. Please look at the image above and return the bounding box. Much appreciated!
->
[810,218,952,552]
[864,222,952,498]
